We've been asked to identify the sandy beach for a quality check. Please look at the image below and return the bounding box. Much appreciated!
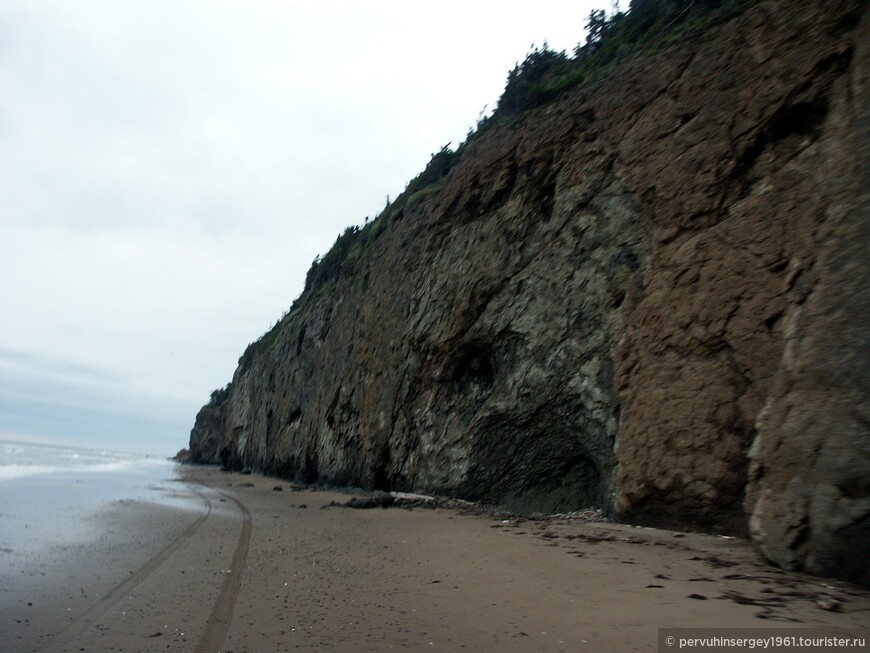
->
[3,466,868,653]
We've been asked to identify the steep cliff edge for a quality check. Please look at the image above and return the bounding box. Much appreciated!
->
[188,0,869,585]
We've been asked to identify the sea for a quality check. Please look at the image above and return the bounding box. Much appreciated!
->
[0,439,184,577]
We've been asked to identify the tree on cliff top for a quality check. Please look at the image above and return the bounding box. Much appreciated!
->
[209,384,231,406]
[494,0,748,118]
[497,43,569,116]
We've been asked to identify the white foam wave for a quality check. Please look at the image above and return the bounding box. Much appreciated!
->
[0,459,163,482]
[0,441,173,482]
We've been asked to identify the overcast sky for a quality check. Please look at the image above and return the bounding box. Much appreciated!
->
[0,0,600,455]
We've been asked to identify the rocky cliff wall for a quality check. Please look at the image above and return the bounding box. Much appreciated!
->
[187,0,869,584]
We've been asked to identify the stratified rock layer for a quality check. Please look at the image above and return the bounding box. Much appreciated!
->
[188,0,869,585]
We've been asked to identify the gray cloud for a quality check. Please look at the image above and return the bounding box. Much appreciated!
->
[0,347,118,383]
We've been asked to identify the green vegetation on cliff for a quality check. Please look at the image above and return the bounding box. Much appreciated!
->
[303,143,460,296]
[209,383,232,407]
[237,0,750,370]
[494,0,750,119]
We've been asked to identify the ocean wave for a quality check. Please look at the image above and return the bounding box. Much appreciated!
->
[0,442,173,482]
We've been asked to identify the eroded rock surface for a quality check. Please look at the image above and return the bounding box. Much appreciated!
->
[187,0,869,585]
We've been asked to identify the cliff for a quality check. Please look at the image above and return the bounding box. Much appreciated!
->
[187,0,869,585]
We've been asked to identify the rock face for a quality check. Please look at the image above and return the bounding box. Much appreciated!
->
[187,0,869,584]
[744,5,870,586]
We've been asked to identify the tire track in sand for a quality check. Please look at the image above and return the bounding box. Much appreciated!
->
[42,485,212,652]
[193,488,251,653]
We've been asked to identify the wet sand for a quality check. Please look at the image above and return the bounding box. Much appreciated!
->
[3,466,868,652]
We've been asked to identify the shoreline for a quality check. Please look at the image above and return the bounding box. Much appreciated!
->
[3,465,868,652]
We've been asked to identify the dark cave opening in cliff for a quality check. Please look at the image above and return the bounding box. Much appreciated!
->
[506,456,604,515]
